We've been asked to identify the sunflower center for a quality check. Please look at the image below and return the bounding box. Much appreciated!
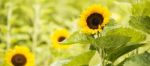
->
[58,36,65,42]
[11,54,27,66]
[86,13,104,29]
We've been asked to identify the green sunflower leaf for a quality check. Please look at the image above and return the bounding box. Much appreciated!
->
[63,51,95,66]
[95,35,131,49]
[123,52,150,66]
[106,19,116,27]
[129,16,150,34]
[106,28,146,43]
[116,58,129,66]
[129,0,150,34]
[61,31,94,44]
[131,0,150,16]
[107,44,145,62]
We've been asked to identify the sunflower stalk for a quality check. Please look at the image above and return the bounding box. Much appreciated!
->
[97,46,107,66]
[6,2,12,50]
[32,3,41,66]
[94,33,107,66]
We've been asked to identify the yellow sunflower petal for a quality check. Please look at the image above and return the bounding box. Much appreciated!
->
[5,46,35,66]
[79,5,110,34]
[51,29,71,49]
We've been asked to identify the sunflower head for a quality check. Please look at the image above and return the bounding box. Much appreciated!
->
[5,46,34,66]
[51,29,71,49]
[79,5,110,34]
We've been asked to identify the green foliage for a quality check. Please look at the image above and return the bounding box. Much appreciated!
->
[129,16,150,34]
[62,27,146,66]
[131,0,150,16]
[61,31,94,44]
[105,19,117,27]
[107,44,145,62]
[123,52,150,66]
[63,51,95,66]
[106,28,146,43]
[129,0,150,34]
[116,58,129,66]
[95,35,131,49]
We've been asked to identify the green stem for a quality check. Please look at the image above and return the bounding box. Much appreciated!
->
[101,48,106,66]
[32,3,41,65]
[32,3,40,52]
[6,2,12,50]
[96,32,106,66]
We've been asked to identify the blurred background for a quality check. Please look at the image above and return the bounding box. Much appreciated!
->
[0,0,133,66]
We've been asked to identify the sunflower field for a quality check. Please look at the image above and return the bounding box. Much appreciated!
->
[0,0,150,66]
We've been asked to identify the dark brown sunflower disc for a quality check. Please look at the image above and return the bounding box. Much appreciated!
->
[58,36,66,42]
[11,54,27,66]
[86,13,104,29]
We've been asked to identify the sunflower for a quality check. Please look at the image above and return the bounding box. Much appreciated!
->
[79,5,110,34]
[51,29,70,49]
[5,46,34,66]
